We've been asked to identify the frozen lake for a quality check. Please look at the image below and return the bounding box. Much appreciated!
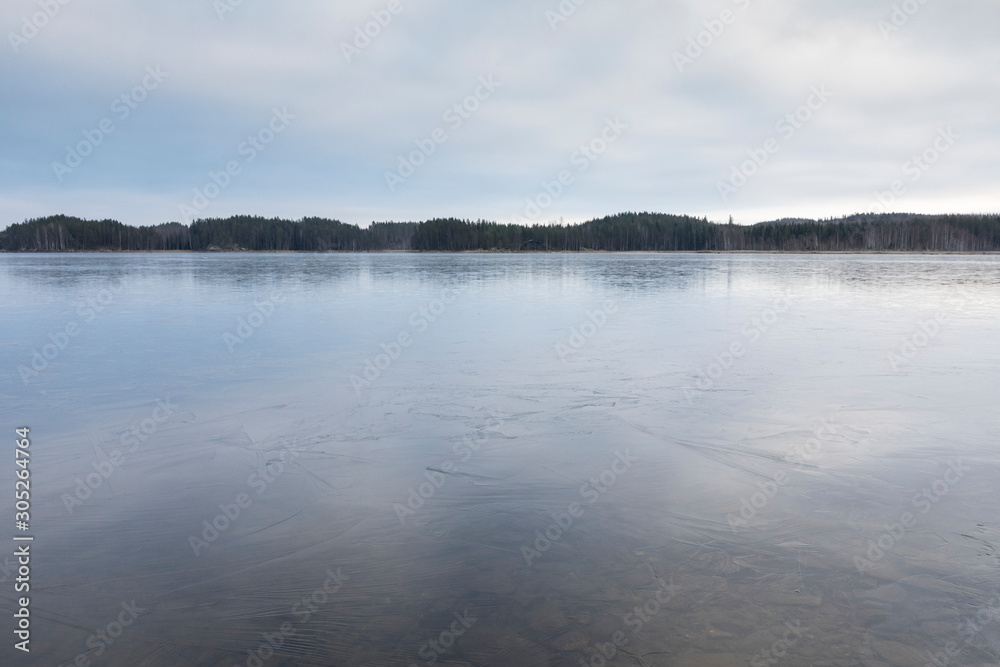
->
[2,253,999,666]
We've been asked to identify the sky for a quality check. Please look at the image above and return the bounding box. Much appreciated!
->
[1,0,998,229]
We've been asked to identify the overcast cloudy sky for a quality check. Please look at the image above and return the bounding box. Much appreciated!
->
[1,0,997,228]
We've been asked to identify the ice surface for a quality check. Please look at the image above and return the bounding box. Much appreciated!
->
[1,253,999,666]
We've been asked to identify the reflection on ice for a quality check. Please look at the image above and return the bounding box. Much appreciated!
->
[1,253,999,666]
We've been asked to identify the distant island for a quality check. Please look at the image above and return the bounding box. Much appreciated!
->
[2,213,998,253]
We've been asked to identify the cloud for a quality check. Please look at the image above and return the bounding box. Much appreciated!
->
[1,0,997,227]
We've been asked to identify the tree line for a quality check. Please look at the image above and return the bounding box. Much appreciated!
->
[2,212,998,252]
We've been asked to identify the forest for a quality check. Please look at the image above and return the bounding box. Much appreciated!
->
[2,212,998,252]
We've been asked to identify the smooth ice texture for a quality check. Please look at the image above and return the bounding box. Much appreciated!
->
[1,253,999,666]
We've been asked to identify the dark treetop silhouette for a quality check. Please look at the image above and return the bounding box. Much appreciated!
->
[3,212,998,252]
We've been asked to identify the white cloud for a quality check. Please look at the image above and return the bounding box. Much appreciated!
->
[1,0,997,228]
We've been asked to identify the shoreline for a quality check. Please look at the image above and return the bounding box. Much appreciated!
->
[2,249,998,255]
